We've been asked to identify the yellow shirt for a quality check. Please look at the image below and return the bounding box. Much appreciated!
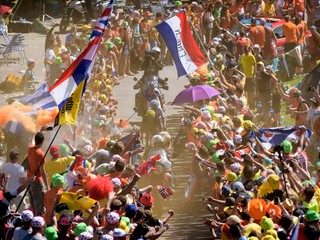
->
[264,3,275,17]
[240,53,256,78]
[45,156,75,185]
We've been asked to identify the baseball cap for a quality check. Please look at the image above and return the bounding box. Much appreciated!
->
[78,232,93,240]
[260,18,266,24]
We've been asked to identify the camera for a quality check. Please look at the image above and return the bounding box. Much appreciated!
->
[274,144,284,152]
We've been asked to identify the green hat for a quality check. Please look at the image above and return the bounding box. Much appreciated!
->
[305,210,320,222]
[85,34,91,42]
[122,21,128,27]
[207,73,212,81]
[52,173,64,188]
[210,152,220,163]
[207,139,218,150]
[202,106,215,116]
[174,0,183,7]
[54,57,62,64]
[45,226,58,240]
[74,222,88,237]
[59,143,70,157]
[114,36,122,44]
[106,41,114,49]
[261,216,274,231]
[280,140,292,154]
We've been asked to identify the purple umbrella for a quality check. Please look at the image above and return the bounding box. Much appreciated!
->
[172,85,221,105]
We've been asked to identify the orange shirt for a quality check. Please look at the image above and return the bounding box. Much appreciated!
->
[282,22,299,43]
[44,187,63,224]
[27,146,45,182]
[249,25,265,48]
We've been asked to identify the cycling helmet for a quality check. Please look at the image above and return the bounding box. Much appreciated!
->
[145,110,156,118]
[82,145,94,156]
[151,135,164,147]
[150,99,160,108]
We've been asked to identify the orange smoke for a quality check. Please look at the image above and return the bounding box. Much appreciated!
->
[36,107,59,128]
[0,102,59,133]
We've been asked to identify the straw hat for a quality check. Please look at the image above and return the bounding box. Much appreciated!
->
[282,199,295,213]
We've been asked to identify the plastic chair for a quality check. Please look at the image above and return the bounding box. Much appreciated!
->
[0,27,27,65]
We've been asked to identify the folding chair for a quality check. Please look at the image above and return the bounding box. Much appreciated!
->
[0,27,27,65]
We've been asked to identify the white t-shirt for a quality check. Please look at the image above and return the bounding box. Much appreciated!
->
[0,162,25,192]
[45,48,56,72]
[13,227,32,240]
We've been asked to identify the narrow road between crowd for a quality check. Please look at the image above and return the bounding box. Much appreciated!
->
[113,66,212,239]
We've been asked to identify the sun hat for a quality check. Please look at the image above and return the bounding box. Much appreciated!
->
[45,226,58,240]
[282,199,295,213]
[74,222,88,237]
[31,216,45,228]
[227,172,237,182]
[232,182,245,192]
[248,199,267,220]
[227,215,241,225]
[243,223,261,237]
[79,232,93,240]
[114,36,122,45]
[140,192,154,208]
[305,210,320,222]
[111,178,122,188]
[101,235,114,240]
[21,210,34,222]
[280,140,292,154]
[261,216,274,231]
[107,212,120,225]
[52,173,65,188]
[113,228,127,237]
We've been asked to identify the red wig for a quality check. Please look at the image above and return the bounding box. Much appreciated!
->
[87,176,113,200]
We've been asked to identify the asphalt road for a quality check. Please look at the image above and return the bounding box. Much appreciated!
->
[0,30,212,239]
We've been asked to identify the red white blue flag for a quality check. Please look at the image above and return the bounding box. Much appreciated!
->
[50,0,114,125]
[155,12,207,77]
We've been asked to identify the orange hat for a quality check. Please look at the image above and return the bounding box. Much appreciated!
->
[248,199,267,220]
[266,202,282,217]
[144,11,152,17]
[140,193,154,208]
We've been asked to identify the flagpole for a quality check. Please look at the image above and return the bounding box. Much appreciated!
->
[15,125,62,212]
